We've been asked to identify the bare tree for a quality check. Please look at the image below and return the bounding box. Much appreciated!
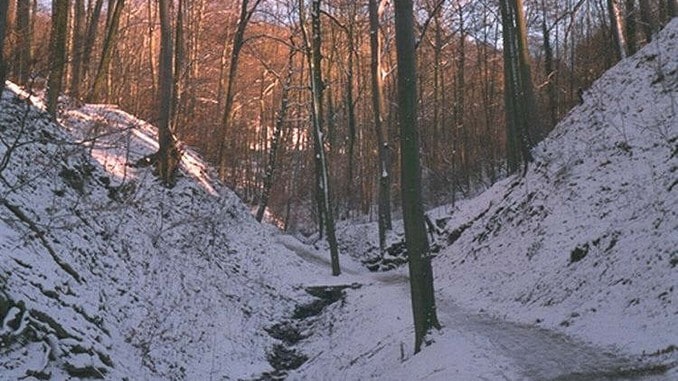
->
[69,0,85,99]
[394,0,440,354]
[47,0,69,120]
[215,0,263,181]
[500,0,537,174]
[369,0,393,252]
[89,0,125,102]
[299,0,341,276]
[81,0,104,84]
[256,48,296,223]
[607,0,627,60]
[157,0,180,186]
[13,0,31,85]
[0,0,8,92]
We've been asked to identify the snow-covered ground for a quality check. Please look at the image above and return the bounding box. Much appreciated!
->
[294,19,678,380]
[0,84,338,379]
[0,17,676,381]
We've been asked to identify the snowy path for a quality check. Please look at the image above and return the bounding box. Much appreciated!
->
[279,234,673,380]
[434,296,669,380]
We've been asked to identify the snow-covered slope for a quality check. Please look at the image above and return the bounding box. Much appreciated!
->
[296,19,677,380]
[433,18,677,355]
[1,17,676,381]
[0,84,334,379]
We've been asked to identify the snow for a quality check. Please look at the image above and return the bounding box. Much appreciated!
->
[0,82,329,379]
[0,17,676,381]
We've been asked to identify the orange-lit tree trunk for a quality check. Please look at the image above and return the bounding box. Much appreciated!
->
[369,0,393,252]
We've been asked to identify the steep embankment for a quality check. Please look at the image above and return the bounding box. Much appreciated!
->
[0,85,329,379]
[284,19,677,381]
[433,19,677,355]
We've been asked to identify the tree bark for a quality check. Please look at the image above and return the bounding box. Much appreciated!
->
[81,0,104,84]
[256,50,295,222]
[14,0,31,85]
[47,0,69,120]
[638,0,653,42]
[88,0,124,102]
[624,0,637,55]
[394,0,440,354]
[542,0,558,128]
[0,0,8,91]
[607,0,627,60]
[69,0,85,99]
[300,0,341,276]
[216,0,262,181]
[370,0,393,251]
[500,0,537,174]
[172,0,184,130]
[157,0,179,186]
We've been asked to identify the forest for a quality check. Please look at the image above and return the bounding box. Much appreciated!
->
[1,0,674,231]
[0,0,677,379]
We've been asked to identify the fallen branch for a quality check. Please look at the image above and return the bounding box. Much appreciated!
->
[1,199,83,284]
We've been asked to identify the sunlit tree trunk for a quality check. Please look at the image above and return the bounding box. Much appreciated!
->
[394,0,440,354]
[344,4,357,214]
[607,0,627,60]
[500,0,537,174]
[369,0,393,252]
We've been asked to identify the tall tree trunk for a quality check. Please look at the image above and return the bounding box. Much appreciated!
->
[216,0,262,182]
[145,0,157,97]
[69,0,85,99]
[668,0,677,20]
[81,0,104,84]
[542,0,558,128]
[14,0,31,85]
[638,0,653,42]
[394,0,440,354]
[256,50,295,222]
[47,0,69,120]
[172,0,184,130]
[500,0,537,174]
[455,2,468,189]
[88,0,124,102]
[369,0,393,252]
[345,7,357,215]
[300,0,341,276]
[624,0,637,55]
[607,0,627,60]
[157,0,179,186]
[0,0,8,92]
